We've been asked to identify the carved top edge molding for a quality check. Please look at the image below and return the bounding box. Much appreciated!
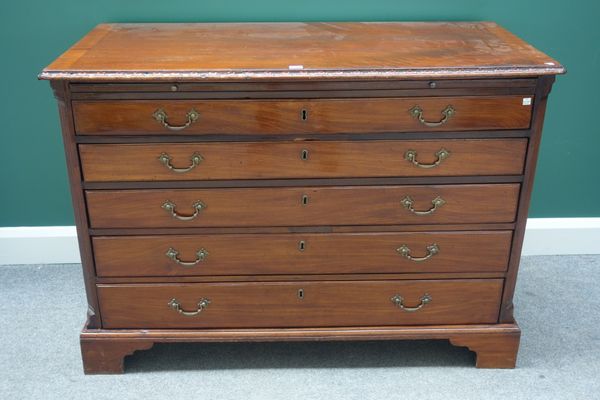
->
[39,66,566,82]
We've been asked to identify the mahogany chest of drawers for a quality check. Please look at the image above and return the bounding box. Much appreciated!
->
[40,22,564,373]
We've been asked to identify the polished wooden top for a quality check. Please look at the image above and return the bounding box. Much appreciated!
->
[40,22,564,81]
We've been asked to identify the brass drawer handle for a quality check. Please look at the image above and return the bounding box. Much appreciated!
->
[158,152,203,173]
[409,105,455,127]
[401,196,445,215]
[404,148,450,168]
[162,200,206,221]
[397,243,439,262]
[168,298,210,316]
[390,293,432,312]
[165,247,209,267]
[153,108,199,131]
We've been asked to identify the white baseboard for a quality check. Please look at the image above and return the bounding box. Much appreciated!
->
[1,219,599,265]
[0,226,81,265]
[521,218,600,256]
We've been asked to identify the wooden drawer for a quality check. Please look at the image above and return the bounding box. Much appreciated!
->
[86,184,519,228]
[72,96,532,135]
[93,231,512,277]
[79,139,527,182]
[97,279,503,328]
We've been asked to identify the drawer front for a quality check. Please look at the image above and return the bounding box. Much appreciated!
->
[80,139,527,182]
[97,279,503,328]
[93,231,512,277]
[86,184,520,228]
[73,96,532,135]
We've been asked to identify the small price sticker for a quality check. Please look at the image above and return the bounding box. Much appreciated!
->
[522,97,532,106]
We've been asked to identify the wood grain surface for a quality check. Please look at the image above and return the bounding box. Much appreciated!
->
[40,22,564,81]
[72,96,533,135]
[97,279,503,328]
[86,184,520,228]
[92,230,513,277]
[79,139,527,182]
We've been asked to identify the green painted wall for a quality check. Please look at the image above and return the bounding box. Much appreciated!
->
[1,1,598,226]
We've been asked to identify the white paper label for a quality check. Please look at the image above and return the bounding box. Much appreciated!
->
[522,97,532,106]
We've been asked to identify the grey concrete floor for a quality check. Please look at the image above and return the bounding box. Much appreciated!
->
[1,255,599,400]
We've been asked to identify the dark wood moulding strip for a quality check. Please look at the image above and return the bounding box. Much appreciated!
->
[51,81,102,328]
[88,223,516,236]
[82,175,524,190]
[499,75,555,323]
[70,78,538,93]
[70,87,536,100]
[74,130,531,143]
[80,322,521,342]
[96,272,506,284]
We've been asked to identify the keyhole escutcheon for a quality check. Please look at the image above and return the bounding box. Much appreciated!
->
[298,240,306,251]
[300,109,308,121]
[302,194,309,206]
[301,149,309,161]
[298,289,305,299]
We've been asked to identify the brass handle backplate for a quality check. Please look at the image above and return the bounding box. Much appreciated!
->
[397,243,439,262]
[162,200,206,221]
[165,247,209,267]
[390,293,432,312]
[158,152,203,173]
[168,298,210,316]
[401,196,445,215]
[409,105,455,127]
[404,149,450,168]
[153,108,200,131]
